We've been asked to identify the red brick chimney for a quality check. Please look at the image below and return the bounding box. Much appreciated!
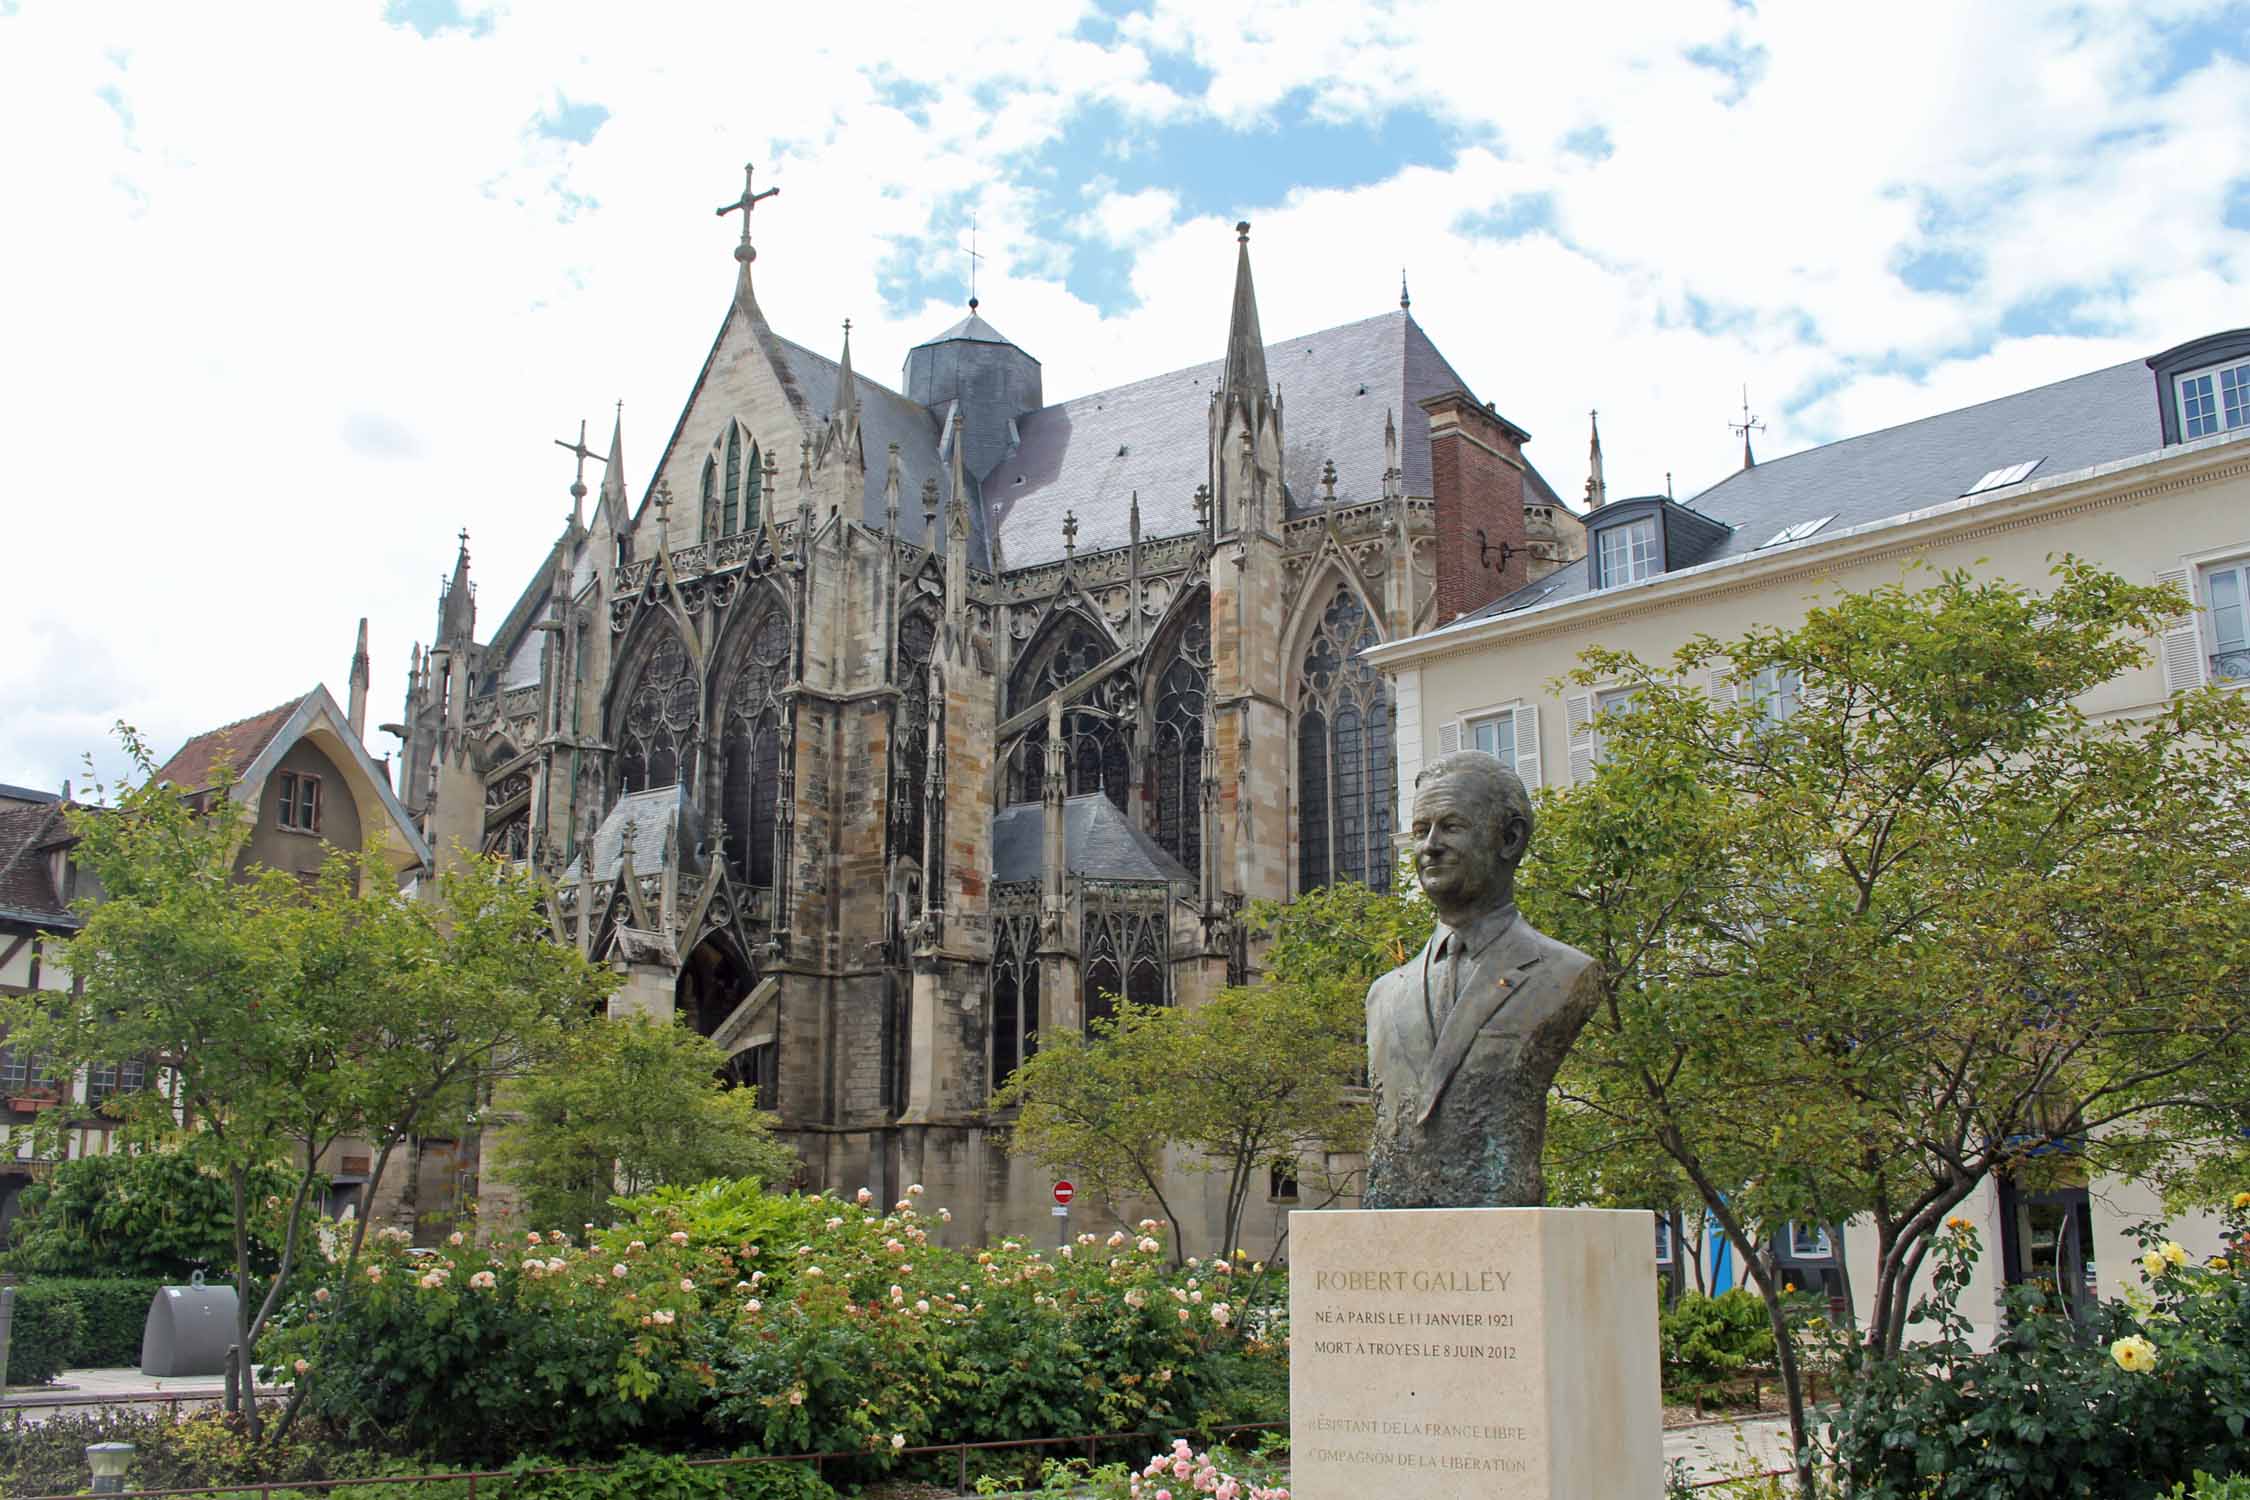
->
[1420,391,1532,624]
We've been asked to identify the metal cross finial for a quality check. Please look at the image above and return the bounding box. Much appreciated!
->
[554,418,609,502]
[1062,509,1078,557]
[716,162,780,262]
[457,527,470,551]
[1729,385,1766,466]
[962,214,985,310]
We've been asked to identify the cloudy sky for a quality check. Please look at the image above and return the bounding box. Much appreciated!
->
[3,0,2246,793]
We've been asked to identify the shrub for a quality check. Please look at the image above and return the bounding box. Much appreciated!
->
[4,1281,86,1385]
[2164,1477,2250,1500]
[263,1183,1266,1470]
[1,1151,293,1279]
[22,1276,164,1367]
[1660,1288,1775,1401]
[1824,1204,2250,1499]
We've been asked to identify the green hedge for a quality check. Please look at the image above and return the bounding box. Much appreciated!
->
[21,1277,163,1368]
[3,1282,85,1386]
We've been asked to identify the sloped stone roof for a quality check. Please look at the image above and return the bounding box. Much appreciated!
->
[989,794,1193,885]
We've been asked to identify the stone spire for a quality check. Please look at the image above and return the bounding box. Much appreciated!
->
[348,617,371,740]
[598,403,629,535]
[1584,409,1608,511]
[439,530,475,646]
[1400,268,1411,311]
[834,318,862,461]
[1220,220,1269,408]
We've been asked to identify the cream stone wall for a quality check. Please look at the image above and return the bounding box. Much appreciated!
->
[1373,431,2250,1343]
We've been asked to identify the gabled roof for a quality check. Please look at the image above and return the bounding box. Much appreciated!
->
[159,688,433,874]
[989,310,1551,566]
[0,784,62,809]
[157,701,299,792]
[989,794,1194,885]
[563,784,703,885]
[1467,356,2160,621]
[0,801,77,929]
[912,310,1028,351]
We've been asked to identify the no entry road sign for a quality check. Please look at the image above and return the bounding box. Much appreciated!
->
[1053,1181,1075,1207]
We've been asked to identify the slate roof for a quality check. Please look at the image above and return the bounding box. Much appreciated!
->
[1469,357,2162,620]
[912,311,1022,350]
[0,784,60,808]
[990,310,1541,566]
[156,701,299,791]
[989,795,1194,885]
[0,802,76,927]
[769,336,994,569]
[565,784,705,885]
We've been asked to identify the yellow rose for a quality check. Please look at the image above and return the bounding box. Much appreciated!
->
[2232,1191,2250,1211]
[2110,1334,2158,1373]
[2161,1241,2189,1268]
[2143,1250,2167,1277]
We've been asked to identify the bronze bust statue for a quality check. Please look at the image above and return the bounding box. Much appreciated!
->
[1362,750,1600,1209]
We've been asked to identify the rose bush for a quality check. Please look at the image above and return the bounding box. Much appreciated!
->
[263,1182,1285,1474]
[1822,1200,2250,1498]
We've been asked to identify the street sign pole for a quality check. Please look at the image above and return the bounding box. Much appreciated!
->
[1052,1181,1075,1249]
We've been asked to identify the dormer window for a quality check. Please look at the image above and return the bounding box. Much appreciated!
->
[1595,517,1658,586]
[2179,357,2249,440]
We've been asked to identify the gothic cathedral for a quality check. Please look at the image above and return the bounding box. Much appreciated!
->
[389,174,1583,1247]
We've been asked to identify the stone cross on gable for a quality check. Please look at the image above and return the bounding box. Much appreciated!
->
[1062,509,1078,558]
[716,162,779,262]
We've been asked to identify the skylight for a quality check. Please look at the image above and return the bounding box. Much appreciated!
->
[1757,515,1835,549]
[1963,459,2043,496]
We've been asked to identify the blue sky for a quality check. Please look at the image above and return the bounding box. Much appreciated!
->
[1,0,2247,790]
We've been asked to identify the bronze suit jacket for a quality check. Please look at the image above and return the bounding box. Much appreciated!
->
[1361,904,1600,1209]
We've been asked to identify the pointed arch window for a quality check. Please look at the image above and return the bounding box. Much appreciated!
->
[616,632,698,796]
[1295,585,1394,892]
[990,910,1042,1088]
[709,425,764,538]
[1082,900,1168,1030]
[1004,615,1131,811]
[1151,596,1210,873]
[719,606,790,887]
[893,610,938,868]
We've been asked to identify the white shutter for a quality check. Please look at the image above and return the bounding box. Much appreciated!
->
[1512,703,1542,787]
[1437,720,1461,756]
[1708,669,1740,706]
[2156,566,2206,695]
[1565,692,1596,785]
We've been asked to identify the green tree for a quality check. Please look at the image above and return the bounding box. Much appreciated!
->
[0,1150,293,1279]
[3,727,609,1434]
[494,1013,799,1231]
[1519,560,2250,1493]
[995,883,1386,1261]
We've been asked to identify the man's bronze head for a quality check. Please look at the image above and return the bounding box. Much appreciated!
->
[1410,751,1533,923]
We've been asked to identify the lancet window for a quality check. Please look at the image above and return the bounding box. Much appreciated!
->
[1004,615,1131,811]
[892,610,937,869]
[718,606,790,888]
[990,909,1043,1088]
[1295,585,1394,892]
[1150,597,1210,872]
[616,632,698,796]
[1081,897,1168,1029]
[703,424,764,539]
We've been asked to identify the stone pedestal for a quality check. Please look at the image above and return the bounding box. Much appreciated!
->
[1289,1207,1662,1498]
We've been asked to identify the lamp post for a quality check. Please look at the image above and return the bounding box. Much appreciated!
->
[86,1442,136,1493]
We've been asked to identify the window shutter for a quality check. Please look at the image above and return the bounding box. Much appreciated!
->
[2156,566,2206,695]
[1512,703,1542,787]
[1708,669,1739,705]
[1437,720,1461,756]
[1565,692,1596,784]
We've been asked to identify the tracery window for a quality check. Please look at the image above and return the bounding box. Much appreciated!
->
[892,610,937,867]
[1295,585,1394,892]
[1004,615,1130,810]
[719,608,789,887]
[616,632,698,795]
[990,910,1042,1088]
[1081,898,1168,1029]
[1150,597,1209,872]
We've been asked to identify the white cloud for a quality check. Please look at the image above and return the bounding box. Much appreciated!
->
[0,0,2243,790]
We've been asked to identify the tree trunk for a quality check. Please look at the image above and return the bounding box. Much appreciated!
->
[1739,1252,1817,1499]
[227,1165,250,1423]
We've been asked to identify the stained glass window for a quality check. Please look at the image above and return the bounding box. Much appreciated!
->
[616,632,698,795]
[1294,586,1394,892]
[893,610,937,867]
[1004,615,1131,812]
[1152,596,1209,872]
[990,912,1042,1087]
[719,608,790,886]
[722,425,742,536]
[1083,902,1168,1030]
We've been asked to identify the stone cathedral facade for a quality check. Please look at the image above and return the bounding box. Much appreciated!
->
[387,184,1582,1247]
